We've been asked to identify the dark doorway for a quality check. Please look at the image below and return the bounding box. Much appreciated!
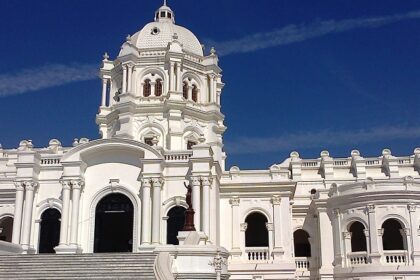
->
[167,206,186,245]
[0,216,13,242]
[39,209,61,253]
[349,222,367,252]
[94,193,134,253]
[294,229,311,257]
[245,212,268,247]
[382,219,405,250]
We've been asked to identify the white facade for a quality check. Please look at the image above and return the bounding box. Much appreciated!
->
[1,3,420,280]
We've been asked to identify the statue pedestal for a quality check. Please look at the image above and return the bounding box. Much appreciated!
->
[177,231,208,245]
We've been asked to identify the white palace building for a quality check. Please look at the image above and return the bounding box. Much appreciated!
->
[1,3,420,280]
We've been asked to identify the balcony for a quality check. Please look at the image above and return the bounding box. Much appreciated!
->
[295,257,310,270]
[245,247,270,263]
[383,250,407,265]
[348,252,368,266]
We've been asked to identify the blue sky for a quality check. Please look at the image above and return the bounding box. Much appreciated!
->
[0,0,419,169]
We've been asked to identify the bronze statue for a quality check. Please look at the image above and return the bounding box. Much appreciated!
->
[182,182,196,231]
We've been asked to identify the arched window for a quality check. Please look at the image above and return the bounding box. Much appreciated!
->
[0,216,13,242]
[155,79,163,97]
[349,222,367,252]
[382,219,405,250]
[143,79,151,97]
[38,209,61,253]
[245,212,268,247]
[183,82,188,99]
[166,206,186,245]
[294,229,311,257]
[192,85,198,102]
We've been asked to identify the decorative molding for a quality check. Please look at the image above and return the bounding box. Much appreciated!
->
[240,222,248,232]
[271,195,281,205]
[229,196,240,206]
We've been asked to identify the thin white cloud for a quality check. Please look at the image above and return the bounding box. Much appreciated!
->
[208,10,420,56]
[0,63,98,97]
[225,126,420,155]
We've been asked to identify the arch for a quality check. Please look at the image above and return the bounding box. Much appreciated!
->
[182,71,204,89]
[135,67,168,96]
[348,221,367,252]
[137,124,165,148]
[245,212,269,247]
[0,216,13,242]
[143,79,151,97]
[93,193,134,253]
[38,208,61,253]
[382,218,405,251]
[294,229,311,257]
[242,207,271,224]
[182,81,188,99]
[89,185,139,253]
[155,79,163,97]
[166,206,186,245]
[192,84,198,102]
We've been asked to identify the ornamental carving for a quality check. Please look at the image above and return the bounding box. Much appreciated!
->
[70,179,85,190]
[266,222,274,231]
[366,204,375,213]
[141,178,152,188]
[190,176,201,186]
[14,182,25,191]
[151,177,164,187]
[271,195,281,205]
[229,196,240,206]
[240,222,248,232]
[201,177,213,186]
[343,231,351,239]
[408,204,417,213]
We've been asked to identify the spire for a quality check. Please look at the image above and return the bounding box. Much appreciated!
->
[155,1,175,23]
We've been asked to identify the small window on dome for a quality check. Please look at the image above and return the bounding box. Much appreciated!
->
[168,12,172,19]
[161,11,166,18]
[192,85,198,102]
[145,137,154,146]
[143,79,151,97]
[187,141,197,150]
[151,27,160,35]
[155,79,163,97]
[182,82,188,100]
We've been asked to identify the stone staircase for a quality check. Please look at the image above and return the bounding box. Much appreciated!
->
[0,252,157,279]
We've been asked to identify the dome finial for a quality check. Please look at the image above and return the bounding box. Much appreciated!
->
[163,0,167,6]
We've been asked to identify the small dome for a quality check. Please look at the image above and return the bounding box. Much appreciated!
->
[126,2,204,56]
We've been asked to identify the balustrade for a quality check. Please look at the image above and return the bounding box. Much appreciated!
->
[245,247,269,262]
[384,250,407,264]
[295,257,310,270]
[348,252,368,266]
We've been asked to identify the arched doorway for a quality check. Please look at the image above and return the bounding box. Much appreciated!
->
[0,216,13,242]
[294,229,311,257]
[382,218,405,251]
[245,212,268,247]
[38,209,61,253]
[94,193,134,253]
[349,222,367,252]
[166,206,186,245]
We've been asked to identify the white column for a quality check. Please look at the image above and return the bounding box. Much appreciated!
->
[58,181,71,246]
[141,178,152,245]
[331,208,344,267]
[367,204,381,264]
[69,180,83,247]
[101,79,107,107]
[187,85,193,100]
[343,231,352,267]
[271,195,284,261]
[202,177,212,238]
[240,222,247,261]
[266,222,274,260]
[408,204,420,263]
[208,75,214,103]
[21,181,37,248]
[318,208,334,273]
[151,81,156,96]
[122,65,127,93]
[127,65,133,93]
[229,197,241,258]
[151,178,163,245]
[12,182,25,244]
[176,63,182,92]
[191,177,201,231]
[169,62,175,91]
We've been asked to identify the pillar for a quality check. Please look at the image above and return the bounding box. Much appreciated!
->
[331,208,344,267]
[191,176,201,231]
[122,65,127,93]
[169,62,175,91]
[367,204,382,264]
[69,180,84,249]
[317,208,334,275]
[151,178,163,245]
[151,81,156,96]
[141,178,152,245]
[208,75,214,103]
[12,182,25,244]
[21,181,37,251]
[202,177,212,238]
[229,197,241,259]
[240,222,248,261]
[187,85,193,100]
[343,231,352,267]
[271,195,284,260]
[58,181,71,247]
[266,222,274,260]
[176,63,182,92]
[408,204,420,263]
[101,79,107,107]
[127,65,133,93]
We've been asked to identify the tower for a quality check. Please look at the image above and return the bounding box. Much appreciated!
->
[96,2,226,167]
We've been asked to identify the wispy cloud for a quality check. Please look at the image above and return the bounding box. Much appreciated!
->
[207,10,420,56]
[225,126,420,155]
[0,63,98,97]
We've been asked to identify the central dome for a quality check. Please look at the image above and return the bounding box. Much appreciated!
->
[130,3,204,56]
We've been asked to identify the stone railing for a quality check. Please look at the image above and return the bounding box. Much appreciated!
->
[295,257,310,270]
[383,250,407,265]
[245,247,270,262]
[348,251,368,266]
[164,151,193,162]
[40,158,61,165]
